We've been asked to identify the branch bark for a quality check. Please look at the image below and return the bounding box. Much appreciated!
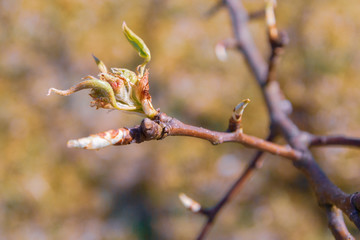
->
[326,205,355,240]
[310,135,360,148]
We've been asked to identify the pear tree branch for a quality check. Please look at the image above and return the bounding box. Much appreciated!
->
[326,205,355,240]
[310,135,360,148]
[48,1,360,239]
[68,113,300,161]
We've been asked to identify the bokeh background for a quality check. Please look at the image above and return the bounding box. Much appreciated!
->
[1,0,360,239]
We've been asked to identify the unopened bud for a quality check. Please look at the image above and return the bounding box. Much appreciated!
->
[92,54,108,73]
[265,0,278,39]
[233,98,250,121]
[215,42,228,62]
[179,193,202,213]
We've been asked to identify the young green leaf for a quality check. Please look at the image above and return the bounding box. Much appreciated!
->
[122,22,151,63]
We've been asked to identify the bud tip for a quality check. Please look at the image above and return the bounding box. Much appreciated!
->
[47,88,53,96]
[178,193,201,212]
[68,139,81,148]
[92,54,99,63]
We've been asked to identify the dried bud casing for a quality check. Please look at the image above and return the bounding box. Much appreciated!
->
[67,128,132,150]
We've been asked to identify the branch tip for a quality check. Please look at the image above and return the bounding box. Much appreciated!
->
[215,43,228,62]
[179,193,202,213]
[92,54,107,73]
[47,87,71,96]
[47,88,54,96]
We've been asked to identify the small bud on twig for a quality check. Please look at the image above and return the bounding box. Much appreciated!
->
[179,193,202,213]
[233,98,250,121]
[215,42,228,62]
[265,0,278,40]
[228,99,250,132]
[215,39,239,62]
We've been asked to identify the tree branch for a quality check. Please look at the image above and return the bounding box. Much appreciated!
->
[326,205,355,240]
[224,0,268,85]
[310,135,360,148]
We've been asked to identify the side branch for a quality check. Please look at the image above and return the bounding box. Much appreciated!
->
[325,205,355,240]
[310,135,360,148]
[224,0,268,85]
[157,113,300,160]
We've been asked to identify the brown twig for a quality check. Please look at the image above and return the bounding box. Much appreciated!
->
[214,38,240,61]
[310,135,360,148]
[224,0,268,85]
[326,205,355,240]
[154,113,300,160]
[265,31,288,85]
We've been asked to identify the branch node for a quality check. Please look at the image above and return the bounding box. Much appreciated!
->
[141,118,163,140]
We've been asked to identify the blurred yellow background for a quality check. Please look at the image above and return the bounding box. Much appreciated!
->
[1,0,360,239]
